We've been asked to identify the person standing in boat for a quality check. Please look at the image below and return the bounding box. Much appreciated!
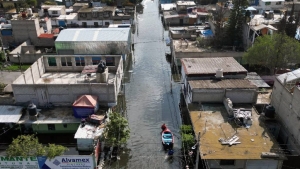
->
[161,123,166,131]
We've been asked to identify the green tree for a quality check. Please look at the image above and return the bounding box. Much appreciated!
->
[211,6,228,48]
[244,33,300,75]
[6,135,68,159]
[225,0,248,46]
[180,125,194,150]
[16,0,29,13]
[103,112,130,146]
[26,0,37,7]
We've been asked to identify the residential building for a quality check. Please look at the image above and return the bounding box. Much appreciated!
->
[171,40,243,72]
[184,79,258,105]
[181,57,248,81]
[181,57,250,104]
[254,0,284,11]
[10,16,55,46]
[270,69,300,154]
[243,13,279,49]
[190,104,285,169]
[55,28,131,57]
[163,3,209,27]
[18,107,80,134]
[39,5,66,17]
[11,54,124,107]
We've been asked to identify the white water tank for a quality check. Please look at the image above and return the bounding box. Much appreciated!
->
[27,8,33,15]
[215,68,223,78]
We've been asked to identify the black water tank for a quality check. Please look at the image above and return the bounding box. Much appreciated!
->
[28,103,37,116]
[89,1,93,8]
[265,105,275,118]
[97,60,106,73]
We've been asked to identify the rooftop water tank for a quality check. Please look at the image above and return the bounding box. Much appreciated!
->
[28,103,37,116]
[265,105,275,118]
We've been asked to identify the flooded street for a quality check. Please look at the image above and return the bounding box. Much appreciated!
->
[108,0,182,168]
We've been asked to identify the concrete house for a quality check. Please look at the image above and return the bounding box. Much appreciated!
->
[243,13,279,49]
[10,16,54,46]
[185,79,258,105]
[270,69,300,154]
[171,40,244,72]
[11,54,124,107]
[18,107,80,134]
[190,104,285,169]
[39,5,66,17]
[55,28,131,57]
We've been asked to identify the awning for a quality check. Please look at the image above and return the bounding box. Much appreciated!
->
[251,24,277,31]
[0,106,23,123]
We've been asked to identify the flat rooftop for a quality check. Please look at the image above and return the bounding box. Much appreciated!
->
[190,104,283,159]
[173,39,209,53]
[78,5,115,12]
[35,72,115,84]
[181,57,247,75]
[0,105,23,123]
[189,79,257,89]
[74,122,105,139]
[18,107,80,124]
[56,28,130,42]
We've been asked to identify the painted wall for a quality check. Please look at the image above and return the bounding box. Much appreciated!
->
[191,88,257,104]
[12,56,123,107]
[271,79,300,154]
[31,123,79,133]
[77,138,94,151]
[259,0,284,10]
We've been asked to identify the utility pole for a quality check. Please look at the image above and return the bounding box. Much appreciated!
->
[195,132,200,169]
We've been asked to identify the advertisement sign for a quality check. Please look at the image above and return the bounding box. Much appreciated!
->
[0,156,95,169]
[0,156,39,169]
[38,155,95,169]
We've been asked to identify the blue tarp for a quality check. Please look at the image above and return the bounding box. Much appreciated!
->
[202,29,213,37]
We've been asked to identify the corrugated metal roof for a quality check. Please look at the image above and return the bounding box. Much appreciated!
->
[246,72,270,88]
[74,123,104,139]
[181,57,247,75]
[189,79,257,89]
[56,28,130,42]
[0,105,23,123]
[277,68,300,83]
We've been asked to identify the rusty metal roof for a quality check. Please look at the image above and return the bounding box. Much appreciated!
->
[189,79,257,89]
[181,57,247,75]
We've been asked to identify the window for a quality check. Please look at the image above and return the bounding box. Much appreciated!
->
[98,12,103,17]
[61,57,72,66]
[48,124,56,131]
[75,57,85,66]
[103,12,109,18]
[105,22,110,26]
[48,57,57,66]
[92,57,101,65]
[220,160,235,165]
[52,11,58,14]
[92,12,98,18]
[80,13,87,18]
[82,22,87,28]
[276,1,281,5]
[106,57,115,66]
[265,2,271,5]
[94,22,99,27]
[63,124,67,128]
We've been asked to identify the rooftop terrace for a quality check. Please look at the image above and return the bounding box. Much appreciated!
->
[190,104,283,159]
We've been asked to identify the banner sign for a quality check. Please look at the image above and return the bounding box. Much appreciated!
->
[0,156,95,169]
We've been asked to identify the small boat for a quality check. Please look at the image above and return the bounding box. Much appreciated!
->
[161,128,174,150]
